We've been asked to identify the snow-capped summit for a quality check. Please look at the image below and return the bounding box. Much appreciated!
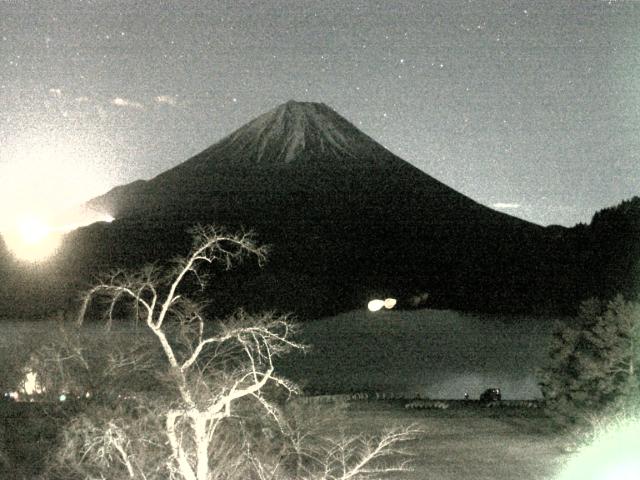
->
[165,100,411,171]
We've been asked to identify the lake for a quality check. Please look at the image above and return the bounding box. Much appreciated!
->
[278,308,557,400]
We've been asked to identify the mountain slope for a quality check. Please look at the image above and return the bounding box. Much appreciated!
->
[88,101,529,225]
[68,101,560,317]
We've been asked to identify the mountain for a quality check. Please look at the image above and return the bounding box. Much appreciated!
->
[66,100,558,317]
[87,101,519,221]
[6,100,629,319]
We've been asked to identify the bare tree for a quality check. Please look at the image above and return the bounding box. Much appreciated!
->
[246,426,420,480]
[262,399,420,480]
[45,225,419,480]
[65,226,301,480]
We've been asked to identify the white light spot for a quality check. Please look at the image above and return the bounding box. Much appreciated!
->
[368,299,385,312]
[22,371,44,395]
[384,298,397,309]
[112,97,144,109]
[493,202,520,210]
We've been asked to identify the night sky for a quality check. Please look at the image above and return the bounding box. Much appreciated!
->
[1,0,639,228]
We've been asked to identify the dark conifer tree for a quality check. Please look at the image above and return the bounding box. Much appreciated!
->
[539,295,640,423]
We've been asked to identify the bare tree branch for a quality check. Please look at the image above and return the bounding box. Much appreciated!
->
[64,226,301,480]
[48,225,418,480]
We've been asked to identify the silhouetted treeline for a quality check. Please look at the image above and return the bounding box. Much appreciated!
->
[538,196,639,315]
[587,197,640,301]
[0,197,638,320]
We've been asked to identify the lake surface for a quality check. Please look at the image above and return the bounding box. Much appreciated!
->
[0,309,557,400]
[278,309,557,400]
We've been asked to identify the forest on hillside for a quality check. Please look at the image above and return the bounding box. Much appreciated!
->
[0,196,638,320]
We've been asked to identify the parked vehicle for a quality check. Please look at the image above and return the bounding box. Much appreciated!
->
[2,392,18,402]
[479,388,501,403]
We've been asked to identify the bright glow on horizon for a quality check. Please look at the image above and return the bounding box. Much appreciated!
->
[0,131,118,262]
[0,131,115,231]
[2,212,115,263]
[3,214,62,262]
[17,216,50,245]
[56,212,115,232]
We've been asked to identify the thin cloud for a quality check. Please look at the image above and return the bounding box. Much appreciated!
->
[493,202,521,209]
[155,95,177,106]
[75,96,90,103]
[111,97,144,109]
[49,88,62,98]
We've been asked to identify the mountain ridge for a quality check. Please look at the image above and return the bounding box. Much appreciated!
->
[88,100,538,232]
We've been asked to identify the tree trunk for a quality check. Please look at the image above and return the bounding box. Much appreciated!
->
[194,416,209,480]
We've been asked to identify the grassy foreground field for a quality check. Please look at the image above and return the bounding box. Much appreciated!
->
[1,398,572,479]
[305,400,571,480]
[0,402,70,479]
